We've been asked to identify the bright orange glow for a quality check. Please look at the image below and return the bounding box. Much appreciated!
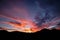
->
[0,17,60,33]
[0,19,41,33]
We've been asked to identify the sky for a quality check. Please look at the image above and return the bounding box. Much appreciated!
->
[0,0,60,32]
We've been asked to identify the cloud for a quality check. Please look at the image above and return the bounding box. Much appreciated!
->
[37,0,60,16]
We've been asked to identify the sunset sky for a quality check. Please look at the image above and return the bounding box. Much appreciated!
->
[0,0,60,33]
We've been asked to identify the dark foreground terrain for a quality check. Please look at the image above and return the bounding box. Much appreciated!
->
[0,29,60,40]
